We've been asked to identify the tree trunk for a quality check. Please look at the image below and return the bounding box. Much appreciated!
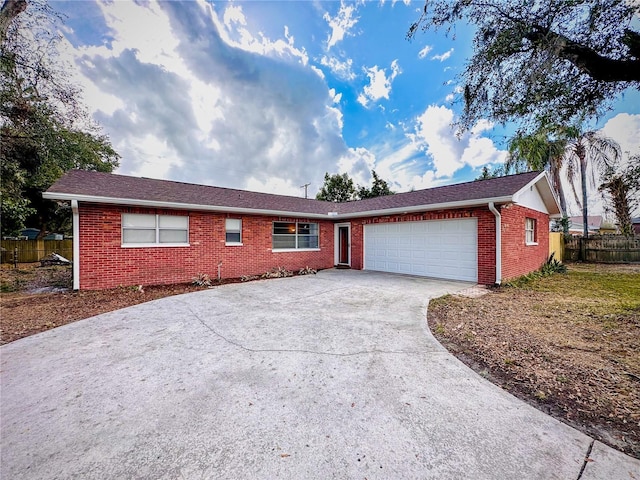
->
[0,0,27,42]
[580,156,589,238]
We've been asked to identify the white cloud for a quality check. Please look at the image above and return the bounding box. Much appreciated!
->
[599,113,640,158]
[324,1,359,50]
[357,60,402,107]
[431,48,454,62]
[320,55,356,80]
[418,45,433,59]
[57,0,362,197]
[413,105,506,177]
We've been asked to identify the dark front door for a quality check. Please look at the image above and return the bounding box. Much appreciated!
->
[339,226,349,264]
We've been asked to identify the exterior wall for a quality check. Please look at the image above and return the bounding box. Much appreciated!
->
[78,203,335,290]
[347,207,498,284]
[500,204,550,281]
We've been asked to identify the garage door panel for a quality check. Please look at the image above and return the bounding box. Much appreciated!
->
[364,219,478,282]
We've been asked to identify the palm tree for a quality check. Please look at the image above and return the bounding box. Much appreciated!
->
[506,127,568,221]
[562,127,621,237]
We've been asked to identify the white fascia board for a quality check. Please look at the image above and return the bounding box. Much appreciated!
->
[42,192,331,220]
[334,196,515,219]
[512,172,562,215]
[43,192,515,220]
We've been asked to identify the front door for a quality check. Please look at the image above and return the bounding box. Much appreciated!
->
[338,226,349,264]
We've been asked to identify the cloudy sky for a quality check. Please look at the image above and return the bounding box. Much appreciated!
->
[51,0,640,213]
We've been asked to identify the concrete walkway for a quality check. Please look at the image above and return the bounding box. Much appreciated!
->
[1,269,638,479]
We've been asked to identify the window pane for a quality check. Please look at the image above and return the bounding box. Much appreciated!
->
[298,223,318,235]
[159,229,188,243]
[226,218,241,231]
[122,214,155,228]
[123,229,156,243]
[298,235,319,248]
[226,232,241,243]
[159,215,188,228]
[273,235,296,249]
[274,222,296,235]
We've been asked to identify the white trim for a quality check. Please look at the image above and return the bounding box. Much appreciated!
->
[225,242,243,247]
[121,243,190,248]
[71,200,80,290]
[272,248,320,253]
[334,223,351,266]
[42,191,516,220]
[489,202,501,285]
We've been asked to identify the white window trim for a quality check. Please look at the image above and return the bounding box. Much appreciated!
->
[225,218,243,246]
[272,221,320,251]
[525,218,537,245]
[122,213,189,247]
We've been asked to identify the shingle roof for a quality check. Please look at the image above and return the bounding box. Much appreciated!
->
[45,170,545,217]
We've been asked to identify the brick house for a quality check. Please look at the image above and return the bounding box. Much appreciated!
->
[44,170,560,290]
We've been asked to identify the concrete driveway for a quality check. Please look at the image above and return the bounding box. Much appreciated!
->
[1,269,637,479]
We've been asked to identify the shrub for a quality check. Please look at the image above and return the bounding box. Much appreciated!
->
[192,273,212,287]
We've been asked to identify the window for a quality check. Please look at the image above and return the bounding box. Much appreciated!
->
[122,213,188,246]
[272,222,319,250]
[525,218,537,244]
[225,218,242,245]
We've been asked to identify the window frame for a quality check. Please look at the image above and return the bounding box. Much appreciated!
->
[121,213,189,248]
[525,217,537,245]
[225,218,242,246]
[272,221,320,251]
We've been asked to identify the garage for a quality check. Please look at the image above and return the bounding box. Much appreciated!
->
[364,219,478,282]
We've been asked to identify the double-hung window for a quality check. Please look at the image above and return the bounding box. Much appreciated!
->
[122,213,189,246]
[525,218,537,244]
[272,222,319,250]
[225,218,242,245]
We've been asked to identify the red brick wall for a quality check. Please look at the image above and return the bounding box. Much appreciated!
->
[500,204,550,281]
[78,204,335,290]
[346,207,498,284]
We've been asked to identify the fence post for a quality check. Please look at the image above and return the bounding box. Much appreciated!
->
[13,247,18,269]
[579,236,585,262]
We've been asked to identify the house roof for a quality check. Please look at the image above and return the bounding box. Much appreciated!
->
[568,215,603,231]
[44,170,560,219]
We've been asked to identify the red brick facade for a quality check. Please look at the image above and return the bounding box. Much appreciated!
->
[500,204,550,281]
[77,202,550,290]
[78,204,335,290]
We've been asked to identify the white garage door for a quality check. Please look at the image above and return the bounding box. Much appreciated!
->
[364,219,478,282]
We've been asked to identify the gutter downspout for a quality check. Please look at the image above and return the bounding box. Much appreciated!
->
[488,202,501,285]
[71,200,80,290]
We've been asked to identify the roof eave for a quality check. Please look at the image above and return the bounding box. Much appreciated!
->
[42,192,332,219]
[333,196,515,219]
[43,192,530,220]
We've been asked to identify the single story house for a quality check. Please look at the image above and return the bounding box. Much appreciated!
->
[567,215,605,235]
[44,170,560,290]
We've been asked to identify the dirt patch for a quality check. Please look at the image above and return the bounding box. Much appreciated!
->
[428,262,640,459]
[0,263,242,345]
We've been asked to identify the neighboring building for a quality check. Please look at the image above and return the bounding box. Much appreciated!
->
[632,218,640,235]
[43,170,560,290]
[567,215,604,235]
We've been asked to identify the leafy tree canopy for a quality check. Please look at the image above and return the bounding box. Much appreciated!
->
[408,0,640,132]
[475,165,504,180]
[1,0,119,237]
[316,170,394,202]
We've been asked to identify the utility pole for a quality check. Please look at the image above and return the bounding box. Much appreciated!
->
[301,183,311,199]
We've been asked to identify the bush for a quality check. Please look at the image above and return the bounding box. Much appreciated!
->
[192,273,212,287]
[504,253,566,287]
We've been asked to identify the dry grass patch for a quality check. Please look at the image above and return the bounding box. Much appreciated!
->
[428,263,640,459]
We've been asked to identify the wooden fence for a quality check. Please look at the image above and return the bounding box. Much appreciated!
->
[1,239,73,264]
[548,232,564,261]
[564,235,640,263]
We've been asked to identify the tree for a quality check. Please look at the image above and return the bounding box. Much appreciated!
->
[506,126,568,218]
[598,154,640,235]
[316,172,357,202]
[358,170,394,199]
[316,170,394,202]
[562,127,621,237]
[407,1,640,132]
[475,165,504,180]
[1,0,119,236]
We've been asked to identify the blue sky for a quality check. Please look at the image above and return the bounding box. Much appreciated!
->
[53,0,640,211]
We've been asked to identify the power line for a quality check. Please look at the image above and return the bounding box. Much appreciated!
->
[300,183,311,199]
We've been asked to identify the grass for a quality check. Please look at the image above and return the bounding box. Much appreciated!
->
[427,263,640,458]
